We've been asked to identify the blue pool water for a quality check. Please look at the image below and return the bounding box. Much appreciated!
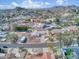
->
[62,47,79,59]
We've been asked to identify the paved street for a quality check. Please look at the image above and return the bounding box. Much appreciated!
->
[0,42,59,48]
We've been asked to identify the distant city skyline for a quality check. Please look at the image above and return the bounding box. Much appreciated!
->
[0,0,79,9]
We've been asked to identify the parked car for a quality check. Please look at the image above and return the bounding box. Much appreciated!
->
[19,36,27,43]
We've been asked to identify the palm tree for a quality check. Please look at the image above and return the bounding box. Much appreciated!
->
[19,47,27,52]
[56,33,63,49]
[55,33,65,59]
[63,31,73,47]
[19,47,28,59]
[47,30,54,51]
[76,31,79,46]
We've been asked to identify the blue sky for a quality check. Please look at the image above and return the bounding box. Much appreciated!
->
[0,0,79,9]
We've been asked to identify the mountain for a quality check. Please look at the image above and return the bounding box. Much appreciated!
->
[0,5,79,23]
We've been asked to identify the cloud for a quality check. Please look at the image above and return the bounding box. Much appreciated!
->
[56,0,64,5]
[45,2,51,5]
[11,2,19,6]
[0,2,18,9]
[20,0,51,8]
[0,5,15,9]
[0,0,51,9]
[28,0,32,3]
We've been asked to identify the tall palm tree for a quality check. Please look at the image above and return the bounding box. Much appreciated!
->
[47,30,53,50]
[63,31,73,47]
[76,31,79,46]
[56,33,63,49]
[19,47,28,59]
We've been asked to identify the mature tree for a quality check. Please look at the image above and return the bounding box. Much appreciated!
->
[54,18,60,25]
[74,18,79,25]
[6,32,18,43]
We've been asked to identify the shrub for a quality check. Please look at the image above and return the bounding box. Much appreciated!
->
[14,26,30,31]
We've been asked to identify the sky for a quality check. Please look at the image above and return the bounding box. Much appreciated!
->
[0,0,79,9]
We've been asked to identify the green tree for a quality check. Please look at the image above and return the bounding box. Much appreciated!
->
[6,32,18,43]
[74,18,79,25]
[53,17,60,25]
